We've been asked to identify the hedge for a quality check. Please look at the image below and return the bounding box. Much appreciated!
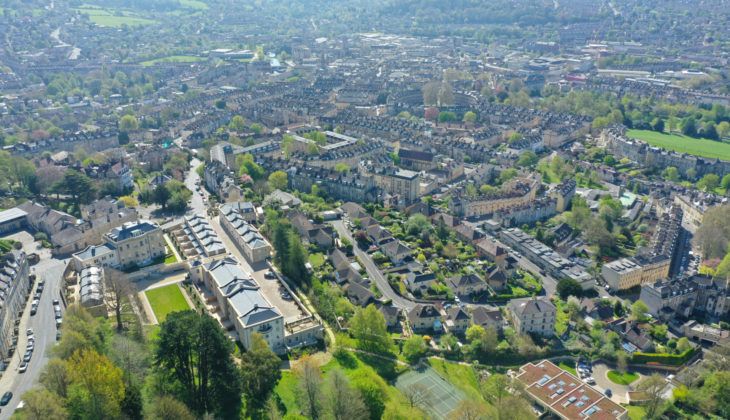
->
[631,348,696,366]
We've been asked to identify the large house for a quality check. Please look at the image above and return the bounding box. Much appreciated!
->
[407,304,441,332]
[72,220,166,270]
[508,297,556,337]
[447,273,488,297]
[201,258,285,352]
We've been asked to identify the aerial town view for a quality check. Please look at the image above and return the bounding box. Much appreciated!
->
[0,0,729,419]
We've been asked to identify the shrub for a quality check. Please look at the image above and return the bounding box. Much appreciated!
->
[631,348,696,366]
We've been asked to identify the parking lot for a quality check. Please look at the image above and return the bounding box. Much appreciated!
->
[0,231,66,418]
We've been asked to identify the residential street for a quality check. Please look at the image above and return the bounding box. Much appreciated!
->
[331,220,416,311]
[0,233,65,419]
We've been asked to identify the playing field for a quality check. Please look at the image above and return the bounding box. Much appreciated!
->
[141,55,206,66]
[75,6,157,27]
[145,283,190,323]
[395,365,465,419]
[627,129,730,161]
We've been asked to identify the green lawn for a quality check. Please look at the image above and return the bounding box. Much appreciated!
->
[627,129,730,161]
[145,284,190,323]
[607,370,640,385]
[75,7,157,27]
[559,361,577,376]
[308,253,326,269]
[428,357,486,403]
[164,253,178,264]
[141,55,206,66]
[625,405,646,420]
[179,0,209,9]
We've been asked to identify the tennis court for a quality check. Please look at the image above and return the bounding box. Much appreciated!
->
[395,365,465,419]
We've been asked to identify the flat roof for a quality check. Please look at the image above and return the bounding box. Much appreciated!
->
[0,208,27,224]
[516,360,627,420]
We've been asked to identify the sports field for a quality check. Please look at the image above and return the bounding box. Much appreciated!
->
[627,129,730,161]
[75,6,157,27]
[395,365,465,419]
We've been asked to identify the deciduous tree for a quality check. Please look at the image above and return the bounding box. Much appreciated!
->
[240,333,282,416]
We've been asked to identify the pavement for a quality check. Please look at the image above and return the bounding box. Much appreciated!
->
[0,232,65,418]
[331,220,416,311]
[590,362,643,405]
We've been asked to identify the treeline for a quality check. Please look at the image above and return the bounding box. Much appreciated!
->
[19,305,283,419]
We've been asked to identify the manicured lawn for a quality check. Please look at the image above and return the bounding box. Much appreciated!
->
[627,129,730,161]
[559,361,577,376]
[141,55,206,66]
[428,357,486,402]
[308,253,326,269]
[145,284,190,323]
[164,253,178,264]
[75,7,157,27]
[625,405,646,420]
[179,0,209,9]
[607,370,639,385]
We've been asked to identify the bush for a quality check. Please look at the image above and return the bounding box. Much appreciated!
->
[33,232,48,242]
[631,348,696,366]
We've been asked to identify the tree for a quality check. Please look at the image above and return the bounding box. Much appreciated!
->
[718,121,730,139]
[557,278,583,300]
[268,170,288,191]
[40,358,71,398]
[349,304,391,354]
[240,333,282,416]
[650,118,664,133]
[229,115,246,131]
[704,371,730,418]
[404,214,432,237]
[153,183,171,210]
[118,195,138,207]
[637,374,667,419]
[103,268,133,331]
[481,374,533,420]
[694,205,730,258]
[450,399,491,420]
[334,162,350,173]
[402,335,428,362]
[438,82,454,106]
[296,355,323,420]
[697,173,720,191]
[19,388,68,420]
[517,151,538,167]
[682,117,697,137]
[148,396,196,420]
[403,383,430,408]
[616,351,628,374]
[662,166,680,182]
[631,300,650,322]
[236,153,265,180]
[676,337,692,353]
[156,311,243,418]
[119,114,139,132]
[463,111,477,124]
[422,82,440,106]
[66,349,126,419]
[325,369,368,420]
[56,170,97,206]
[465,325,497,355]
[722,174,730,190]
[438,111,457,123]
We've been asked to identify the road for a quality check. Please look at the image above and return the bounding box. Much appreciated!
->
[331,220,416,312]
[0,233,65,418]
[184,157,207,216]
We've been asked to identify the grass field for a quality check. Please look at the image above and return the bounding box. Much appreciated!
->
[607,370,639,385]
[427,357,485,403]
[625,405,646,420]
[145,284,190,323]
[179,0,209,9]
[627,129,730,161]
[396,364,466,419]
[141,55,206,66]
[75,6,157,27]
[559,361,577,376]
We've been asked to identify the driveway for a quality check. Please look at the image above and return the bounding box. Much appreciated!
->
[331,220,415,311]
[0,231,65,419]
[590,362,643,405]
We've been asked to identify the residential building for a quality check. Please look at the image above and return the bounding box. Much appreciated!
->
[168,215,226,259]
[73,220,165,270]
[447,273,488,297]
[407,304,441,333]
[0,251,31,359]
[508,297,556,337]
[0,208,27,234]
[445,306,470,334]
[379,305,401,328]
[470,306,504,333]
[371,167,420,207]
[220,207,272,263]
[201,258,285,352]
[640,276,729,320]
[516,360,628,420]
[682,320,729,345]
[601,255,670,292]
[552,179,577,212]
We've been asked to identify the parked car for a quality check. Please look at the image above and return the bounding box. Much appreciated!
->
[605,389,612,397]
[54,310,62,320]
[56,331,62,341]
[56,318,63,328]
[264,271,276,279]
[52,299,59,306]
[26,342,33,352]
[26,328,33,337]
[0,392,12,406]
[23,351,32,363]
[18,362,28,373]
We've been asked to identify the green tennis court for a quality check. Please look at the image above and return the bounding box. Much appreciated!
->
[395,365,465,419]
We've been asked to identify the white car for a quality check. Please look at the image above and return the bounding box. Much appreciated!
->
[18,362,28,373]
